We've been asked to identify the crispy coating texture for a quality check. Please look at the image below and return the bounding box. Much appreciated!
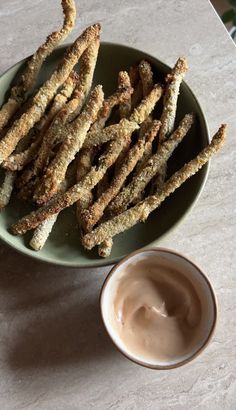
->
[81,120,161,231]
[0,0,76,131]
[11,130,132,235]
[153,58,188,192]
[134,116,154,175]
[40,70,79,130]
[78,72,132,255]
[108,113,194,216]
[129,65,143,109]
[34,85,104,204]
[3,137,43,172]
[131,81,143,110]
[159,57,188,142]
[29,179,68,250]
[135,61,154,174]
[114,134,132,175]
[129,65,140,87]
[115,72,132,175]
[66,38,101,122]
[79,130,132,192]
[0,170,15,209]
[76,147,97,182]
[119,71,132,119]
[83,119,138,148]
[2,71,78,172]
[149,163,166,194]
[132,117,157,204]
[29,214,58,251]
[18,40,100,188]
[96,172,109,198]
[98,238,113,258]
[129,84,163,124]
[76,147,96,225]
[0,24,101,163]
[83,84,161,149]
[9,84,164,233]
[90,71,133,133]
[75,72,133,253]
[82,124,227,249]
[79,70,133,214]
[139,60,154,97]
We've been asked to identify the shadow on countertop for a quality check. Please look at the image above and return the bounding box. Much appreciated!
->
[0,242,114,370]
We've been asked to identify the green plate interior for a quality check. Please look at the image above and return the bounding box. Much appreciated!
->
[0,43,209,267]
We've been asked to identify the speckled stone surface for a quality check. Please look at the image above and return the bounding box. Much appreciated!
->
[0,1,235,409]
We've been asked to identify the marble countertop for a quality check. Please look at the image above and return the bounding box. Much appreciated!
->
[0,0,235,409]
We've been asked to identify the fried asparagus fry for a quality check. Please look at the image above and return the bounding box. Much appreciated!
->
[78,72,133,256]
[0,0,76,131]
[76,147,97,183]
[64,37,101,122]
[83,84,162,149]
[34,85,104,204]
[76,69,133,193]
[0,23,101,163]
[38,70,79,131]
[114,134,132,175]
[76,146,103,253]
[90,71,133,133]
[136,60,154,172]
[129,84,163,124]
[96,172,109,198]
[29,214,58,251]
[76,147,96,219]
[11,130,133,235]
[119,71,132,119]
[129,65,140,87]
[81,120,161,231]
[83,119,138,148]
[82,124,226,249]
[129,65,143,109]
[152,57,188,193]
[79,70,132,174]
[108,113,194,216]
[98,238,114,258]
[3,138,43,172]
[139,60,154,97]
[29,178,69,251]
[0,171,16,209]
[159,57,188,142]
[9,84,163,231]
[2,71,79,172]
[149,166,166,194]
[115,71,132,174]
[131,81,143,110]
[18,39,100,188]
[81,70,132,206]
[134,115,154,176]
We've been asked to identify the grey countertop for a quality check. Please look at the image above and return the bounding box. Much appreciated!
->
[0,0,235,409]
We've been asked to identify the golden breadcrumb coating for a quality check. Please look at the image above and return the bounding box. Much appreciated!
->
[0,23,101,163]
[0,170,15,209]
[34,85,104,204]
[0,0,76,131]
[108,113,194,215]
[81,120,161,231]
[159,57,188,142]
[82,124,226,249]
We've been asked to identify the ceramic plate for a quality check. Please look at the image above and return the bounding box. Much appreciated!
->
[0,43,209,267]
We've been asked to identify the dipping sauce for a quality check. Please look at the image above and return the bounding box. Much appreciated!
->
[110,255,202,362]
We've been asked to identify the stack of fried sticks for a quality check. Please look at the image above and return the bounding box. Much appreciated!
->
[0,0,226,257]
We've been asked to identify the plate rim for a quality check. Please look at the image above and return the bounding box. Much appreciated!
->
[0,41,210,268]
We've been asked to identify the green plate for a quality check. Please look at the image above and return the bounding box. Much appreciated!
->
[0,43,209,268]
